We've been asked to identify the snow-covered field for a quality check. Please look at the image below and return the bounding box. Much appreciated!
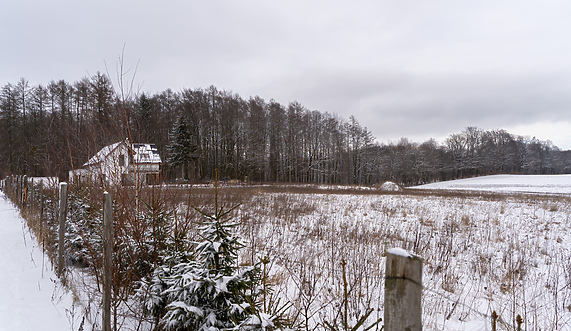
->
[0,193,80,330]
[4,174,571,330]
[412,174,571,195]
[234,175,571,330]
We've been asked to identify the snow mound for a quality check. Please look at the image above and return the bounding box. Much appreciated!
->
[387,247,413,258]
[377,181,402,192]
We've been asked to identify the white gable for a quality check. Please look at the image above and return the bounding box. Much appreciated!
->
[83,141,128,167]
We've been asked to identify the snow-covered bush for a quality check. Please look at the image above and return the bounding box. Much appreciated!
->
[66,185,102,268]
[139,193,289,331]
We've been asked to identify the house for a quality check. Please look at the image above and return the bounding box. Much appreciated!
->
[69,140,162,186]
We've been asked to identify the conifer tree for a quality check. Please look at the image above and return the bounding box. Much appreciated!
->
[141,174,283,330]
[167,116,197,180]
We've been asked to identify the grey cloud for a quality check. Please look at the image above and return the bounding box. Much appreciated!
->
[257,69,571,145]
[3,0,571,149]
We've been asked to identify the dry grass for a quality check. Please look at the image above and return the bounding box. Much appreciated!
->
[189,184,571,330]
[5,178,571,330]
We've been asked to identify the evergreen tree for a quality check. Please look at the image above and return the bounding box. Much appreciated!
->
[141,178,284,330]
[167,116,197,180]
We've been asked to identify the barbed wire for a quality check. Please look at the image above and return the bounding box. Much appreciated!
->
[274,251,530,330]
[390,274,528,331]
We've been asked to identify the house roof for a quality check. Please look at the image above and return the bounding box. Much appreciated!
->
[83,141,162,167]
[132,143,162,164]
[84,141,127,167]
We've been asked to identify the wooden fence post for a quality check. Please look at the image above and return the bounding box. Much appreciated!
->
[516,314,523,331]
[58,182,68,277]
[29,177,34,211]
[22,175,27,208]
[102,191,113,331]
[384,248,423,331]
[16,176,21,206]
[39,181,44,224]
[491,310,498,331]
[13,175,17,198]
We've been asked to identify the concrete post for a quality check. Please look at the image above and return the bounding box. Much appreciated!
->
[102,191,113,331]
[57,182,68,277]
[384,248,423,331]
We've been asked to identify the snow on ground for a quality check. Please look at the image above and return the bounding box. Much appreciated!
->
[234,175,571,330]
[412,174,571,194]
[0,193,79,331]
[3,174,571,330]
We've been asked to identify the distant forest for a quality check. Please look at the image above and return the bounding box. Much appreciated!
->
[1,75,570,186]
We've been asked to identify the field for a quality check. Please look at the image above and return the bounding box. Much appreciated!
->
[3,175,571,330]
[223,176,571,330]
[413,174,571,195]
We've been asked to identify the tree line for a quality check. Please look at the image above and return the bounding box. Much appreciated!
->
[1,76,569,186]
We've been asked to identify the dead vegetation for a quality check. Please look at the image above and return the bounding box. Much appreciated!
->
[4,178,571,330]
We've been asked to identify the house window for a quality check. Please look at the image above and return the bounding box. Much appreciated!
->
[119,154,125,166]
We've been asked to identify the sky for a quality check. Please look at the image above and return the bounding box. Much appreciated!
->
[2,0,571,149]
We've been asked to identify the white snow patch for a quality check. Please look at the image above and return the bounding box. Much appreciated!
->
[377,181,402,192]
[0,193,80,330]
[241,312,275,330]
[387,247,413,258]
[412,174,571,195]
[29,177,60,188]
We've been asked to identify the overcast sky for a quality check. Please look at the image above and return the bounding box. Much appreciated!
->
[3,0,571,149]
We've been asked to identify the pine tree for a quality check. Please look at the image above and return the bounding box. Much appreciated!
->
[167,116,197,180]
[141,174,283,331]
